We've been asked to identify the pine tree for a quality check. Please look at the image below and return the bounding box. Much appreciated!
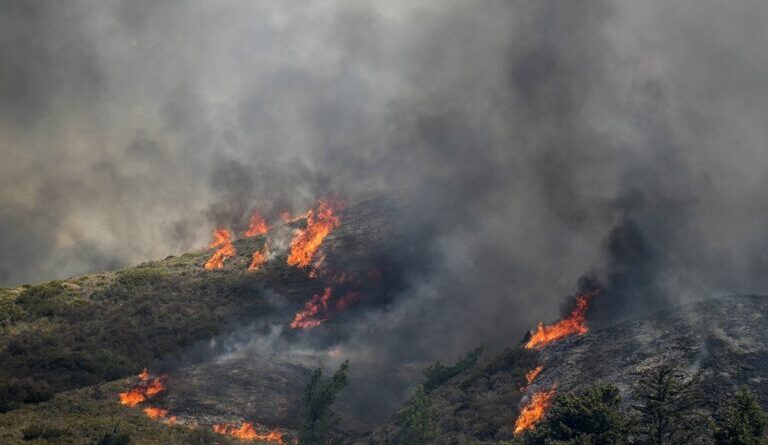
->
[519,385,629,445]
[714,387,768,445]
[631,365,708,445]
[298,361,349,445]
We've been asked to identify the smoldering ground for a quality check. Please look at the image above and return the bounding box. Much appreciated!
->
[2,0,768,413]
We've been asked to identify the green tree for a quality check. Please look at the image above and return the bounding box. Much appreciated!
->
[631,365,708,445]
[518,385,629,445]
[299,361,349,445]
[390,385,438,445]
[714,387,768,445]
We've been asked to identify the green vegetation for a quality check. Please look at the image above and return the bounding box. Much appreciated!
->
[389,385,438,445]
[423,345,484,392]
[513,385,629,445]
[0,239,308,413]
[299,361,350,445]
[714,387,768,445]
[631,365,708,445]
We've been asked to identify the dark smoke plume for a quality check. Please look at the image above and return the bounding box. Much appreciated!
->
[2,1,768,398]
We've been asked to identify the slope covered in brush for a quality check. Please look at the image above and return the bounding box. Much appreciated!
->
[365,295,768,445]
[0,199,399,414]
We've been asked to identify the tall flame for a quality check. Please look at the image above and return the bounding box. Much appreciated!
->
[204,229,236,270]
[514,387,557,434]
[212,421,284,444]
[119,371,167,407]
[244,212,269,237]
[287,200,341,268]
[248,243,270,271]
[525,292,597,349]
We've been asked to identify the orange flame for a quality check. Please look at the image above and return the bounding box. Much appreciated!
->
[290,288,362,329]
[204,229,236,270]
[525,292,597,349]
[280,210,310,224]
[248,244,270,271]
[287,200,342,268]
[143,406,177,424]
[244,212,269,237]
[525,365,544,385]
[290,287,332,329]
[212,421,284,444]
[514,387,557,434]
[119,371,167,407]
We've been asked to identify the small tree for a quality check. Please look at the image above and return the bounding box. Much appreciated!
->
[299,361,349,445]
[714,387,768,445]
[390,385,438,445]
[519,385,629,445]
[631,365,708,445]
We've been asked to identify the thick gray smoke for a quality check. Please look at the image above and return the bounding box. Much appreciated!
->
[2,0,768,369]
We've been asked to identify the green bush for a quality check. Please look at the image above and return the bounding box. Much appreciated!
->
[95,431,131,445]
[0,378,53,413]
[115,268,167,287]
[15,282,70,317]
[423,345,484,393]
[21,423,69,440]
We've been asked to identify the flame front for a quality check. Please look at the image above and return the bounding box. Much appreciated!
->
[287,200,341,268]
[248,243,270,271]
[244,212,269,237]
[119,371,167,407]
[525,365,544,386]
[212,421,284,444]
[514,387,556,434]
[525,292,596,349]
[291,287,332,329]
[290,287,362,330]
[204,229,236,270]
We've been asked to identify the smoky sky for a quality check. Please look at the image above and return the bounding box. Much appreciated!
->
[2,0,768,355]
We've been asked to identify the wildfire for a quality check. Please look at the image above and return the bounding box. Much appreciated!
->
[119,370,167,407]
[514,387,557,434]
[525,365,544,386]
[204,228,236,270]
[143,407,177,424]
[212,421,284,444]
[290,288,362,330]
[525,292,597,349]
[248,243,270,271]
[244,212,269,237]
[291,287,332,329]
[287,200,342,268]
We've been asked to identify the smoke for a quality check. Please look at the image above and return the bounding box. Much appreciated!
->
[2,0,768,412]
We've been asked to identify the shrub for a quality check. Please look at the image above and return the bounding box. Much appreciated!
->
[21,423,69,440]
[115,268,167,287]
[95,431,131,445]
[423,346,484,393]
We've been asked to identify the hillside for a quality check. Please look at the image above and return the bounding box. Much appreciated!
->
[2,195,767,445]
[366,295,768,444]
